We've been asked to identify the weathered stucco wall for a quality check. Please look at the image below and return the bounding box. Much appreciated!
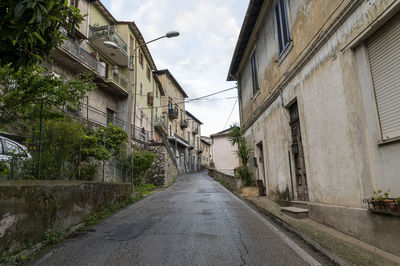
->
[239,0,400,205]
[212,135,239,174]
[0,181,133,256]
[235,0,400,255]
[208,169,238,193]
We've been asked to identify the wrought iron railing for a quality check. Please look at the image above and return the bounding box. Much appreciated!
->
[112,70,128,89]
[59,37,98,71]
[154,115,167,133]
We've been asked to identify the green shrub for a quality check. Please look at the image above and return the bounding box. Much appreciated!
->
[118,150,157,185]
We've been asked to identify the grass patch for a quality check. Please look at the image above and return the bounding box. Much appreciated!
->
[166,176,177,187]
[84,196,135,226]
[134,184,158,196]
[218,180,233,191]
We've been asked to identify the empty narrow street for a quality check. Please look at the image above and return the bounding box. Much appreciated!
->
[32,172,325,266]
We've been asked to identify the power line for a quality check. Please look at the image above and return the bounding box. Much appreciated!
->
[223,98,237,130]
[139,86,237,110]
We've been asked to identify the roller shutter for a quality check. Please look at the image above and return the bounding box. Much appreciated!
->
[367,13,400,141]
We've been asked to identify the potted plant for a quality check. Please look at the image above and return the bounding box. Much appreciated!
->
[368,189,400,214]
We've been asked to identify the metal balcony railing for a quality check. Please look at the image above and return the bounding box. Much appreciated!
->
[89,25,128,54]
[132,125,151,142]
[154,115,168,134]
[59,37,98,71]
[180,119,188,128]
[112,70,128,89]
[168,108,178,119]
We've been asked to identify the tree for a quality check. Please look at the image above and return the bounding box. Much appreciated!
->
[0,0,84,68]
[0,64,96,128]
[228,125,254,186]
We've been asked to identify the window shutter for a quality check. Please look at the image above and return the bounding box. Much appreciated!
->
[147,92,153,106]
[367,14,400,141]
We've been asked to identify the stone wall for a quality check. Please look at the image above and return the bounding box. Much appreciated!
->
[0,181,133,256]
[145,144,178,187]
[208,169,239,193]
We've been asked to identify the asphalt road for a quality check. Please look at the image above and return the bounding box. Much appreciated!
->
[32,172,325,266]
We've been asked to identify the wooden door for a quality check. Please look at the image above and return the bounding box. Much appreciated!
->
[289,102,308,201]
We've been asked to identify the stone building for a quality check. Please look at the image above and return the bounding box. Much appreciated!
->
[227,0,400,256]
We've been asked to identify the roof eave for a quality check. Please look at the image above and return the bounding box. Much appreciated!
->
[227,0,264,81]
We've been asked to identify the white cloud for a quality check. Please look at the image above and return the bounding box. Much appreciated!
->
[102,0,248,136]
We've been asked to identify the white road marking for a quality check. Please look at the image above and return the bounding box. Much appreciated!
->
[212,176,322,266]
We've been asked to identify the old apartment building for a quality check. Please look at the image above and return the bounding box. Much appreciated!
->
[186,111,203,172]
[50,0,157,143]
[228,0,400,255]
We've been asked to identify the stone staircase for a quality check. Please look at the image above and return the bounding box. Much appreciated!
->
[280,200,309,219]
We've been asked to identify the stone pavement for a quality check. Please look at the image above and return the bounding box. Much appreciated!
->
[245,197,400,266]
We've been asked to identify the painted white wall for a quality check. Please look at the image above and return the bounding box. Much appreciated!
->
[212,135,239,174]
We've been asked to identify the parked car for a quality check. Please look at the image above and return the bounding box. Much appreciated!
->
[0,136,31,161]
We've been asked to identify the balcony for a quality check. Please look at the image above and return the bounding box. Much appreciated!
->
[193,126,199,135]
[168,135,189,148]
[52,36,99,74]
[168,108,178,119]
[154,116,168,135]
[89,25,128,66]
[180,119,188,128]
[94,64,128,96]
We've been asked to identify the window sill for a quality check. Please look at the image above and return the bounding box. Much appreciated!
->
[277,41,293,66]
[251,90,261,102]
[378,136,400,146]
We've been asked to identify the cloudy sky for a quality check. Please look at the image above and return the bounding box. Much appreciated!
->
[101,0,249,136]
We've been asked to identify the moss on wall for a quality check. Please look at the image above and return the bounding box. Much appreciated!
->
[0,181,133,257]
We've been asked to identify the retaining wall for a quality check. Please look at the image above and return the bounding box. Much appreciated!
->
[208,169,239,192]
[0,181,133,256]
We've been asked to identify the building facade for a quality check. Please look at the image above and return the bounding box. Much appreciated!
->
[154,69,189,172]
[185,111,203,172]
[210,128,239,175]
[228,0,400,255]
[200,137,212,169]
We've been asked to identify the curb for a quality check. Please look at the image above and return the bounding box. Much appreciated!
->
[243,198,400,266]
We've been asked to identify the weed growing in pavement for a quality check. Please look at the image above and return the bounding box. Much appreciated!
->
[135,184,158,195]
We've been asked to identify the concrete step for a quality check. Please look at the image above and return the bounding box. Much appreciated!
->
[290,200,309,209]
[280,207,309,219]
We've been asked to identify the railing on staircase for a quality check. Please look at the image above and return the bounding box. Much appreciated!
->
[161,134,179,171]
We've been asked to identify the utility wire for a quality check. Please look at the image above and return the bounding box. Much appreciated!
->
[223,98,237,130]
[139,86,237,110]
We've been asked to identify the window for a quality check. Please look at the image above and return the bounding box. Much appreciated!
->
[168,99,173,110]
[146,65,151,81]
[250,50,259,95]
[6,140,25,156]
[139,50,144,67]
[106,108,115,125]
[129,37,134,53]
[274,0,290,56]
[188,133,190,144]
[0,139,3,154]
[367,13,400,141]
[140,82,143,95]
[175,88,177,98]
